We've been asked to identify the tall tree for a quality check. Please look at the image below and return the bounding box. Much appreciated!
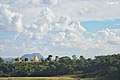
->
[55,56,59,61]
[45,55,53,62]
[59,56,72,65]
[15,57,21,62]
[24,58,28,62]
[0,57,3,63]
[72,55,77,60]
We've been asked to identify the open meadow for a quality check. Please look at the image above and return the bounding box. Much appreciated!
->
[0,76,96,80]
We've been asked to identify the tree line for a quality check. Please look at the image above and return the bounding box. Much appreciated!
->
[0,54,120,80]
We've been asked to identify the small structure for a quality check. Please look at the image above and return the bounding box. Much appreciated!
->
[15,57,21,62]
[31,54,40,62]
[15,54,41,62]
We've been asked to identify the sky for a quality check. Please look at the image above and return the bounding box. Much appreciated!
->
[0,0,120,58]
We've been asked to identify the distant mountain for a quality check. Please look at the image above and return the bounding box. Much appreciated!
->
[20,53,44,61]
[3,57,15,62]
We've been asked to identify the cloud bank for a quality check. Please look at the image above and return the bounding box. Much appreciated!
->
[0,4,23,32]
[0,0,120,58]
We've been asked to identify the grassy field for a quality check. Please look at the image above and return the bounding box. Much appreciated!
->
[0,76,96,80]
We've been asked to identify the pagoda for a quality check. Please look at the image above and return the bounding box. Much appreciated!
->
[33,54,40,62]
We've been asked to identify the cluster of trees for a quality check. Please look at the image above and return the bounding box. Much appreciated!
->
[0,54,120,80]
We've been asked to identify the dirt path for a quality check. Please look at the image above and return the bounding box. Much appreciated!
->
[0,76,75,80]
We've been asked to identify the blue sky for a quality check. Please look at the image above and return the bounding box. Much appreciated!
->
[81,19,120,32]
[0,0,120,58]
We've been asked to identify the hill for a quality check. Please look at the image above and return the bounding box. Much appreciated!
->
[3,57,14,62]
[20,53,44,61]
[3,53,44,62]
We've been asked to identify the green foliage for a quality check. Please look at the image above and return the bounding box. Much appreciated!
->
[0,54,120,80]
[0,78,49,80]
[0,57,4,63]
[24,58,28,62]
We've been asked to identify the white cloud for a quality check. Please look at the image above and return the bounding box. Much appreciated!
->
[1,0,120,21]
[0,4,23,32]
[35,7,55,25]
[0,44,6,51]
[25,23,52,39]
[66,33,79,42]
[0,0,120,58]
[47,27,120,57]
[107,1,119,6]
[23,7,55,40]
[54,0,120,21]
[43,0,61,5]
[51,32,66,43]
[13,33,20,41]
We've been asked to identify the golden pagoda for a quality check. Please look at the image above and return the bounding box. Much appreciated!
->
[33,54,40,62]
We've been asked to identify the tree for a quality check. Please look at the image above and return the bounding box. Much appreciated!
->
[0,54,120,79]
[0,57,3,63]
[24,58,28,62]
[15,57,21,62]
[79,55,86,65]
[55,56,59,61]
[59,56,72,65]
[45,55,53,62]
[72,55,77,60]
[79,55,85,60]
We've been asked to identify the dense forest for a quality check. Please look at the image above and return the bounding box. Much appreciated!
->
[0,54,120,80]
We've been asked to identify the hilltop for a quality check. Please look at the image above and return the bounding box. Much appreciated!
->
[3,53,44,62]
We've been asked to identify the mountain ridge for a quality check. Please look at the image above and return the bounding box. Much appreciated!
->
[3,53,44,62]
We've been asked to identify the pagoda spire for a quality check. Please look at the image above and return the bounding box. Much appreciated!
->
[33,54,39,62]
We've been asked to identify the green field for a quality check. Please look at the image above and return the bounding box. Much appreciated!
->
[0,76,96,80]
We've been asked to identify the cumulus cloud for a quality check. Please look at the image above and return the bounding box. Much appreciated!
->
[43,0,61,5]
[23,7,55,39]
[22,11,120,57]
[35,7,55,25]
[56,0,120,21]
[0,4,23,32]
[0,0,120,58]
[1,0,120,21]
[90,28,120,50]
[48,19,87,47]
[51,32,66,43]
[48,27,120,57]
[107,1,119,6]
[0,44,6,51]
